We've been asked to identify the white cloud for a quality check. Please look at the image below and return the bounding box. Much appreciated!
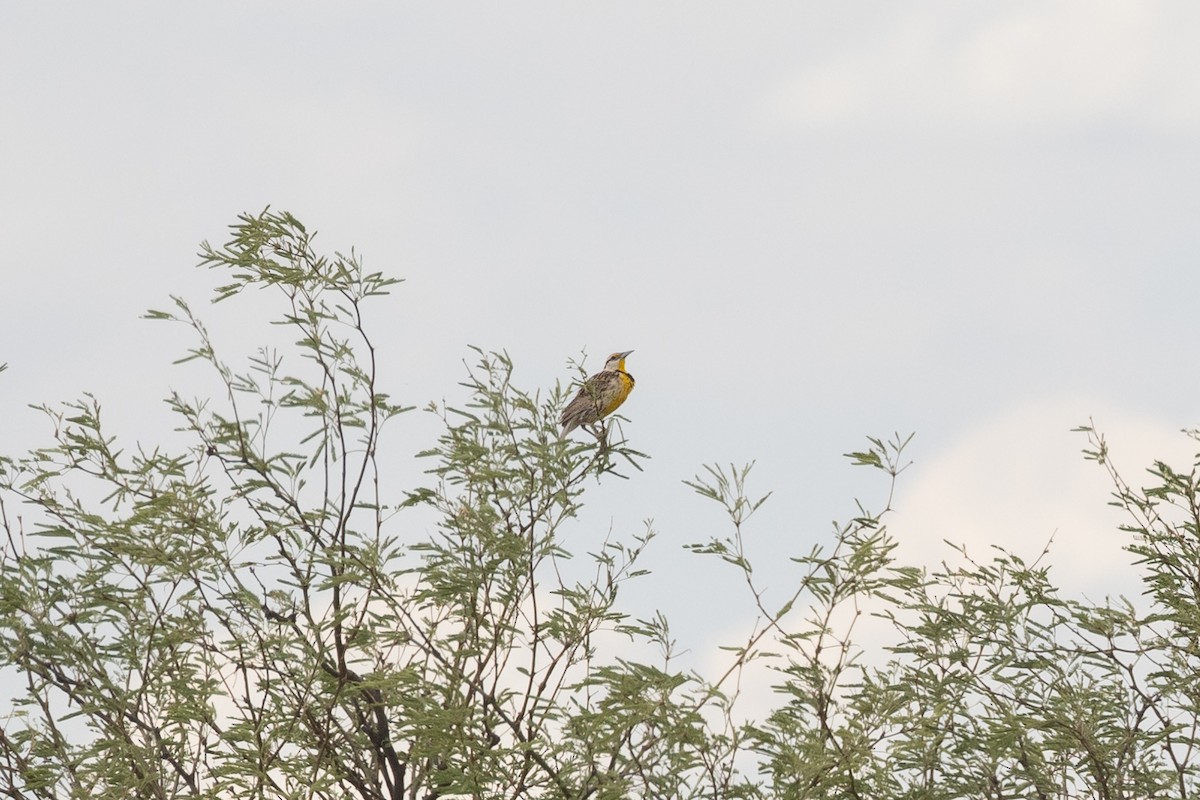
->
[890,398,1195,600]
[762,5,1200,134]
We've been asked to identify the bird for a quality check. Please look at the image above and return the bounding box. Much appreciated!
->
[560,350,635,439]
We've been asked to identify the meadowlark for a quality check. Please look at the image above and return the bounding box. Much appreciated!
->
[560,350,635,438]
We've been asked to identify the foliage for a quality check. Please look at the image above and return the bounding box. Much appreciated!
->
[3,211,1200,799]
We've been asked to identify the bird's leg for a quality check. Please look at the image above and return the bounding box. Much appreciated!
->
[580,421,606,448]
[593,421,610,451]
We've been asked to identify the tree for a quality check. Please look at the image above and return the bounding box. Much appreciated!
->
[2,210,1200,799]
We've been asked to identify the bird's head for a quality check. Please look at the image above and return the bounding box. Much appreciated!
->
[604,350,634,371]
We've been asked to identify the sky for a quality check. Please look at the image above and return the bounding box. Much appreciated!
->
[4,3,1200,672]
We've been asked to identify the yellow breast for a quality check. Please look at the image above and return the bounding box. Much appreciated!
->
[601,371,635,417]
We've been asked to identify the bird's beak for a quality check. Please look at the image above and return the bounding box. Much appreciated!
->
[619,350,634,358]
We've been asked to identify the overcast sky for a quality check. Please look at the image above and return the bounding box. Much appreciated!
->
[4,3,1200,662]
